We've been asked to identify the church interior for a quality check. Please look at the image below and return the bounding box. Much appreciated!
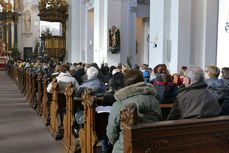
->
[2,0,229,153]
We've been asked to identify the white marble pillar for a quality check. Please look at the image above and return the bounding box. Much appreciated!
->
[149,0,164,69]
[66,0,81,63]
[149,0,217,73]
[203,0,218,67]
[94,0,108,66]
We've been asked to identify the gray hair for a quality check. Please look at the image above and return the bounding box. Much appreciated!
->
[87,66,99,80]
[185,66,204,83]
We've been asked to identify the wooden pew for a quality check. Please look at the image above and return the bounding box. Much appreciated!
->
[36,72,43,116]
[62,83,78,153]
[79,89,106,153]
[7,63,12,77]
[18,68,24,94]
[41,74,51,125]
[26,69,32,101]
[62,86,106,153]
[30,71,37,109]
[62,84,173,153]
[49,78,66,140]
[121,103,229,153]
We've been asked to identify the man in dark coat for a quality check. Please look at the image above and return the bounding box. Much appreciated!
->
[168,66,221,120]
[75,66,106,97]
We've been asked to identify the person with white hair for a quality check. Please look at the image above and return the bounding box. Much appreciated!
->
[75,66,106,97]
[167,66,221,120]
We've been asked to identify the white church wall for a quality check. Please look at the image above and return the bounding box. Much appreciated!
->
[167,0,179,74]
[107,0,122,66]
[136,18,149,65]
[20,0,40,59]
[190,0,205,67]
[177,0,191,73]
[149,0,217,74]
[189,0,218,69]
[217,0,229,69]
[66,0,82,63]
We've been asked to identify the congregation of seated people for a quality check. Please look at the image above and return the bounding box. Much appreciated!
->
[11,57,229,153]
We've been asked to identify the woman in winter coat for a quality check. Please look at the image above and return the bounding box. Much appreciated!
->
[106,70,162,153]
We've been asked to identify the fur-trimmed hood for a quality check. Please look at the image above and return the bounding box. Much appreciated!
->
[114,82,156,101]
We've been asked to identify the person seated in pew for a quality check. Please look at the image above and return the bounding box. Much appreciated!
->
[47,65,80,93]
[46,65,80,132]
[75,66,106,97]
[221,67,229,87]
[102,72,125,106]
[150,64,178,104]
[204,65,228,100]
[167,66,221,120]
[101,72,125,152]
[106,70,162,153]
[217,67,229,115]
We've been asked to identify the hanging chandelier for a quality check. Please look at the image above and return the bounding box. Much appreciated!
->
[0,0,20,25]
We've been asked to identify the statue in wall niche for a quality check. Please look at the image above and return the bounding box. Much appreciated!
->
[23,10,31,33]
[14,0,21,12]
[109,25,120,54]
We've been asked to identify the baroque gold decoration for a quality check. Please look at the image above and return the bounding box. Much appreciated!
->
[45,36,65,59]
[38,0,69,60]
[38,0,68,23]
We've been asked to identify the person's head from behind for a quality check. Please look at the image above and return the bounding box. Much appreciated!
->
[184,66,204,87]
[180,66,187,76]
[221,67,229,79]
[86,66,99,80]
[112,68,121,75]
[121,64,130,72]
[110,72,125,91]
[54,65,61,73]
[59,65,67,73]
[154,64,170,84]
[204,65,220,79]
[124,70,144,86]
[140,64,147,71]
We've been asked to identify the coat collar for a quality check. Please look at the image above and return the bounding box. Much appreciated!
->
[178,81,207,95]
[114,82,156,101]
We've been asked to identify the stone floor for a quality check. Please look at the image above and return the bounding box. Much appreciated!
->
[0,71,64,153]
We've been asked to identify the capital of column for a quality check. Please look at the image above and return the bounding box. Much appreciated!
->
[81,0,94,6]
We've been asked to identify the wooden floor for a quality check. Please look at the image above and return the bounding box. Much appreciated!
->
[0,71,64,153]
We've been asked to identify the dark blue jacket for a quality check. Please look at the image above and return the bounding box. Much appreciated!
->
[151,74,177,104]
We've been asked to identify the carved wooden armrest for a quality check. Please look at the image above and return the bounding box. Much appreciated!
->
[52,78,58,90]
[120,103,138,126]
[64,83,76,97]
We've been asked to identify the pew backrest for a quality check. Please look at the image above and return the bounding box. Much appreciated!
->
[121,103,229,153]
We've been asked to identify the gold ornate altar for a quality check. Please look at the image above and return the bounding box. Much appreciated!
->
[0,0,21,60]
[38,0,68,60]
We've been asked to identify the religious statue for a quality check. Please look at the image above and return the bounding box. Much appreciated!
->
[14,0,21,12]
[6,0,13,11]
[109,25,120,54]
[0,40,6,57]
[24,10,31,32]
